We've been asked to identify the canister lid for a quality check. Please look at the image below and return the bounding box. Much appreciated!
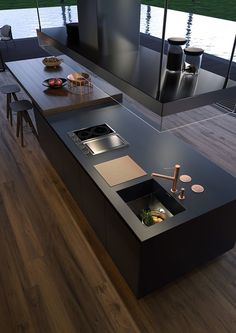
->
[167,37,187,45]
[184,47,204,56]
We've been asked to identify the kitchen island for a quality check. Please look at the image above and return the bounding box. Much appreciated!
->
[6,57,122,116]
[6,57,236,297]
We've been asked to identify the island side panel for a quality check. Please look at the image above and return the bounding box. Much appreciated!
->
[105,200,141,296]
[34,107,142,295]
[139,200,236,297]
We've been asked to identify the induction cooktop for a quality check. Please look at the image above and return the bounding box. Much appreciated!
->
[68,123,128,155]
[72,123,114,141]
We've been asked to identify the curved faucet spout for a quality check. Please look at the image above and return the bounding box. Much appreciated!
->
[152,164,181,193]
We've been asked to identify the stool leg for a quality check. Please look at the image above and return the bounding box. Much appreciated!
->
[9,109,13,126]
[12,92,18,101]
[23,111,38,138]
[22,112,29,125]
[20,113,24,146]
[6,93,12,125]
[16,112,20,137]
[9,100,13,127]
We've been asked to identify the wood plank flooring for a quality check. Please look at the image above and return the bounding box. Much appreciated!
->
[0,70,236,333]
[123,94,236,177]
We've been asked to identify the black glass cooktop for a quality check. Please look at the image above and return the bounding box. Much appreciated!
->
[68,123,129,155]
[73,123,114,141]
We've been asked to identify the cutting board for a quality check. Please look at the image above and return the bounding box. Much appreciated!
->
[94,155,147,186]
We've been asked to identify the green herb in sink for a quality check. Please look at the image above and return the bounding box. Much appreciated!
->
[140,209,154,226]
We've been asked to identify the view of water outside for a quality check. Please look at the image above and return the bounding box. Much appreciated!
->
[0,4,235,61]
[0,6,78,37]
[140,5,236,61]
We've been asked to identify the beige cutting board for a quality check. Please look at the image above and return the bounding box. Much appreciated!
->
[94,155,147,186]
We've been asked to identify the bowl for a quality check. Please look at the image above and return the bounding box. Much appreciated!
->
[42,57,62,68]
[67,72,90,86]
[42,77,67,89]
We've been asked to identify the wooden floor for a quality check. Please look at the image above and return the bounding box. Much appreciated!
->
[0,70,236,333]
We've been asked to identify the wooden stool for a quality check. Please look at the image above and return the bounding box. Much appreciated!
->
[0,84,20,126]
[10,100,38,147]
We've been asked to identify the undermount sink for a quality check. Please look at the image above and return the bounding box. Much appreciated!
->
[117,179,185,226]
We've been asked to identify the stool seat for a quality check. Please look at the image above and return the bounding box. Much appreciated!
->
[0,84,20,94]
[10,100,37,147]
[0,84,20,126]
[10,99,33,112]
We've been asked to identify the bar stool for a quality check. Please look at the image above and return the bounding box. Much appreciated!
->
[0,84,20,126]
[9,100,38,147]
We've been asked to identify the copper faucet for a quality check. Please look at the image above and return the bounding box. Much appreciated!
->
[151,164,181,193]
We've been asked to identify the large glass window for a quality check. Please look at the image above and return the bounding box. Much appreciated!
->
[0,1,77,39]
[140,1,236,60]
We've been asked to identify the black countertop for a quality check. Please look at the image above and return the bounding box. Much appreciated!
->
[46,102,236,242]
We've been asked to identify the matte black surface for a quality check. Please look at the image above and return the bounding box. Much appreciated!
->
[118,179,185,222]
[33,101,236,297]
[45,103,236,241]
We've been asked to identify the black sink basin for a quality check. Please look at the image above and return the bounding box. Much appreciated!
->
[117,179,185,225]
